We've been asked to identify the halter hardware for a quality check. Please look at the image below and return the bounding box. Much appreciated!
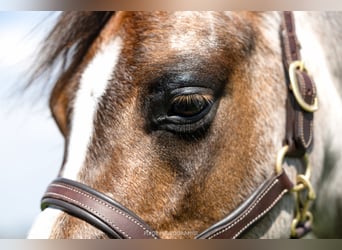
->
[290,173,316,238]
[289,60,318,112]
[275,146,316,238]
[276,56,318,238]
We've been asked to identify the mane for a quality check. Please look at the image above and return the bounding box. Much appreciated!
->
[28,11,114,87]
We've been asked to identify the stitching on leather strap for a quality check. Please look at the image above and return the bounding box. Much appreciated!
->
[50,182,158,239]
[51,182,158,238]
[232,189,288,238]
[208,178,280,239]
[297,73,313,149]
[45,191,132,238]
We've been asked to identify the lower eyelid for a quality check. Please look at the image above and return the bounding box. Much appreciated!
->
[160,101,218,136]
[166,102,213,123]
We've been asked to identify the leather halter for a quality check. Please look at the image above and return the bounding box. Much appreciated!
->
[40,11,317,239]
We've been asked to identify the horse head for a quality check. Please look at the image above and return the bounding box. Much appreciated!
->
[28,11,342,239]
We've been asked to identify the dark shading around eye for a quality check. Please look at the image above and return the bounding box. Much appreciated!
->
[147,79,224,139]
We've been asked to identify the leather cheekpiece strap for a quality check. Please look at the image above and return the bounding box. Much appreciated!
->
[281,11,317,157]
[196,171,293,239]
[41,178,159,239]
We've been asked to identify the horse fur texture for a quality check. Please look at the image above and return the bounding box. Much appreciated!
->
[27,11,342,239]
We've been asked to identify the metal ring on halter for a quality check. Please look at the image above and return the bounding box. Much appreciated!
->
[291,155,313,192]
[291,211,313,238]
[289,60,318,113]
[295,175,316,200]
[276,146,312,180]
[292,174,316,219]
[276,145,289,175]
[291,173,315,197]
[286,157,316,238]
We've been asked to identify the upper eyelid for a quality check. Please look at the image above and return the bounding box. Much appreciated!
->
[169,86,214,96]
[171,94,214,105]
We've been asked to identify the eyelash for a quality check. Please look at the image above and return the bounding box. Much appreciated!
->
[171,94,213,106]
[148,85,219,139]
[168,94,214,117]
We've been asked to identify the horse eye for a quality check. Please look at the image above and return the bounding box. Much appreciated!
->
[168,94,213,118]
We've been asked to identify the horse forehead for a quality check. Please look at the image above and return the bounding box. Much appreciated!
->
[168,12,221,51]
[124,11,247,53]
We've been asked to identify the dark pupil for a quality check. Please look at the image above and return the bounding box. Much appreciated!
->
[170,96,206,117]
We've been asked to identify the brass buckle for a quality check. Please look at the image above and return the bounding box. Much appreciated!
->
[289,60,318,113]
